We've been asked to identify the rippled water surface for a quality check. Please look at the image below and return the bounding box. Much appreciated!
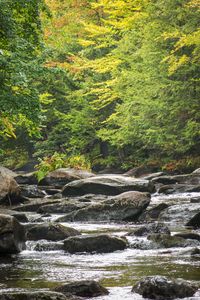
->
[0,192,200,299]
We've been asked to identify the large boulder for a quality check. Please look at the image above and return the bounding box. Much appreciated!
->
[56,191,150,222]
[0,167,21,205]
[54,280,109,298]
[132,275,198,299]
[0,214,26,253]
[0,291,71,300]
[39,168,95,187]
[62,175,155,196]
[63,234,127,253]
[26,223,81,241]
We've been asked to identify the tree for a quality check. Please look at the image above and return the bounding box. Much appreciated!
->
[87,0,200,166]
[0,0,46,138]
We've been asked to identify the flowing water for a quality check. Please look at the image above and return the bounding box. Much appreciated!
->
[0,192,200,299]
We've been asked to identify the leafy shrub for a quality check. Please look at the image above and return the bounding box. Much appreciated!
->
[35,152,91,181]
[162,156,200,174]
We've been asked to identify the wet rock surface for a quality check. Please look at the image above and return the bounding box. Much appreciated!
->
[0,167,200,299]
[0,214,26,253]
[26,222,81,241]
[158,202,200,223]
[56,191,150,222]
[139,203,169,221]
[63,234,127,253]
[33,240,64,251]
[128,223,170,237]
[186,211,200,228]
[20,185,46,199]
[132,275,198,299]
[158,184,200,194]
[14,198,60,212]
[147,233,200,248]
[54,280,109,297]
[37,200,88,214]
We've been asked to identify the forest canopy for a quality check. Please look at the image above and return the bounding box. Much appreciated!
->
[0,0,200,172]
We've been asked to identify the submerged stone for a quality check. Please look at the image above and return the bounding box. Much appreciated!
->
[54,280,109,297]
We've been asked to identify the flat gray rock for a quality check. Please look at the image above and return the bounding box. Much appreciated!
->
[62,175,155,196]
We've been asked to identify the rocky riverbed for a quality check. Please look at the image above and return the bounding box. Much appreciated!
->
[0,166,200,300]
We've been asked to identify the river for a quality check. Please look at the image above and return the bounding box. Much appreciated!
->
[0,191,200,299]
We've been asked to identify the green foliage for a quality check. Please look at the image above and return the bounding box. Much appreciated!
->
[0,0,47,138]
[162,156,200,173]
[66,155,91,171]
[87,0,200,163]
[36,152,66,181]
[35,152,91,181]
[1,0,200,172]
[0,148,29,170]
